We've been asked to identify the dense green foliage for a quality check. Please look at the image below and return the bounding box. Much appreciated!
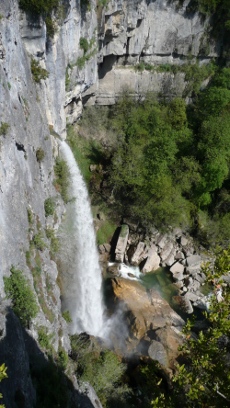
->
[135,62,216,95]
[31,59,49,83]
[4,266,38,326]
[79,66,230,245]
[157,247,230,407]
[0,122,9,136]
[36,148,45,162]
[71,335,131,407]
[44,197,55,217]
[19,1,60,37]
[108,93,193,228]
[19,0,59,15]
[0,364,7,408]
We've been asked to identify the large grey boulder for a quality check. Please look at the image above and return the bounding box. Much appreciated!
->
[142,244,160,273]
[160,241,174,263]
[170,262,184,274]
[148,340,168,367]
[131,241,147,265]
[186,254,202,267]
[115,224,129,262]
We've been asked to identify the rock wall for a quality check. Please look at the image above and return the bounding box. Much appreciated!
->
[84,0,220,105]
[0,1,99,406]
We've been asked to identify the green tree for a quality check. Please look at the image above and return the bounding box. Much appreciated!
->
[170,247,230,407]
[4,266,38,326]
[71,335,130,407]
[0,364,7,408]
[109,94,192,227]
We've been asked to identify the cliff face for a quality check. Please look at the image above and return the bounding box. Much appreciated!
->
[0,0,219,405]
[84,0,219,104]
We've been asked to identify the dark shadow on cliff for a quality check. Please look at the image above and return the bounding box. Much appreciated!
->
[98,55,118,80]
[0,308,99,408]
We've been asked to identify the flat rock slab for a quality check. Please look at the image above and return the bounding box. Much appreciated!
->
[115,224,129,262]
[131,241,147,265]
[142,244,160,273]
[148,340,168,367]
[170,261,184,274]
[186,254,202,267]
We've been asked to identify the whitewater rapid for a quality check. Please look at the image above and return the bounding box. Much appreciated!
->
[58,141,105,336]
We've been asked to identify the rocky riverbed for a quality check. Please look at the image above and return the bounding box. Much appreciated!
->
[99,223,214,316]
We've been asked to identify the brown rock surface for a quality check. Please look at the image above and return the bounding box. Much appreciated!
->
[111,277,184,367]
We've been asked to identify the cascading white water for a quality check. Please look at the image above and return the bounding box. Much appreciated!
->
[58,141,105,336]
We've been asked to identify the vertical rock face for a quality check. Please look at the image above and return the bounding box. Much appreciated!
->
[100,0,217,62]
[0,1,99,406]
[19,0,98,136]
[84,0,219,104]
[115,224,129,262]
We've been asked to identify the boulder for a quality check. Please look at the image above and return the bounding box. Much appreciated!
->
[186,266,201,276]
[142,244,160,273]
[154,326,184,366]
[131,241,147,265]
[157,235,169,249]
[180,235,188,246]
[186,254,202,268]
[160,241,174,262]
[195,273,206,284]
[175,251,185,261]
[164,253,176,267]
[184,292,200,303]
[187,278,201,292]
[170,262,184,274]
[107,263,121,277]
[103,243,111,253]
[148,340,168,367]
[172,295,193,314]
[172,271,184,282]
[115,224,129,262]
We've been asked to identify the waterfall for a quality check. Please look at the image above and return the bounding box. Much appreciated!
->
[58,141,105,337]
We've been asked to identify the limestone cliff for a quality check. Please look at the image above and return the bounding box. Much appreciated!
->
[84,0,220,104]
[0,0,99,406]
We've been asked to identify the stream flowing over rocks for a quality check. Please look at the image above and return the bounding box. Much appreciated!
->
[104,223,213,316]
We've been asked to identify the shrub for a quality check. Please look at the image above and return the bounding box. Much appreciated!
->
[62,310,72,323]
[36,148,45,162]
[31,59,49,83]
[0,363,7,408]
[27,207,34,225]
[57,348,68,370]
[0,122,9,136]
[32,232,46,251]
[97,219,117,245]
[45,228,59,254]
[79,37,89,54]
[19,0,59,15]
[37,327,54,356]
[71,334,130,406]
[44,197,55,217]
[54,157,70,203]
[4,266,38,326]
